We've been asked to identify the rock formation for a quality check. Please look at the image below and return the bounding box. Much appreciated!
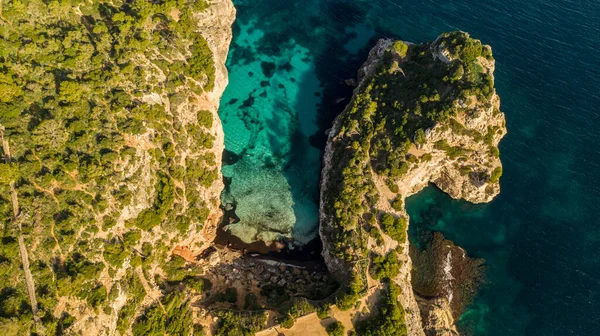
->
[319,32,506,335]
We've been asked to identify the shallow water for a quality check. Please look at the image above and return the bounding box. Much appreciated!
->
[219,0,600,334]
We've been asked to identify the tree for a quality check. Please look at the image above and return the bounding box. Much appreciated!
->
[391,41,409,58]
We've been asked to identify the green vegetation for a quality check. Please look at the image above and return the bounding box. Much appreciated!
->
[434,139,468,159]
[317,304,331,319]
[370,250,401,280]
[0,0,219,332]
[490,166,503,183]
[326,320,345,336]
[275,298,316,329]
[356,281,407,336]
[132,292,194,336]
[213,311,267,336]
[261,284,290,307]
[391,197,404,211]
[391,41,409,58]
[380,213,407,243]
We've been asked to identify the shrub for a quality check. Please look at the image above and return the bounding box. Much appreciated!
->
[391,197,403,211]
[489,166,502,183]
[317,305,330,320]
[278,314,295,329]
[380,214,407,243]
[326,321,345,336]
[213,311,267,336]
[391,41,409,58]
[370,251,401,280]
[197,110,213,128]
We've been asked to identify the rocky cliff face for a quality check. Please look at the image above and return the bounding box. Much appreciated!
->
[319,32,506,335]
[173,0,236,254]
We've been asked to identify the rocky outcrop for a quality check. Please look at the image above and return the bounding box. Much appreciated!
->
[319,32,506,335]
[411,233,485,335]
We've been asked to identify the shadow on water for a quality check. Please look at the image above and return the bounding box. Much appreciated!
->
[216,0,399,261]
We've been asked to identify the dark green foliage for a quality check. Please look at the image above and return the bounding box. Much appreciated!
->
[132,292,193,336]
[420,153,433,162]
[326,321,345,336]
[368,225,384,246]
[213,311,267,336]
[317,304,330,320]
[163,255,190,283]
[414,128,426,145]
[134,173,175,231]
[117,270,147,333]
[336,275,364,311]
[356,282,407,336]
[370,251,401,280]
[391,197,404,211]
[380,213,407,243]
[274,298,317,328]
[56,254,105,299]
[197,110,214,128]
[278,314,295,329]
[386,179,399,193]
[186,277,211,293]
[434,139,467,159]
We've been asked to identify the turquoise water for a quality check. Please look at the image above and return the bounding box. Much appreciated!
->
[220,0,600,334]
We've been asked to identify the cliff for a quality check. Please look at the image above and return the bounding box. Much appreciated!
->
[319,32,506,335]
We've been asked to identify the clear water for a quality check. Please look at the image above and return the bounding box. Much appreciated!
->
[219,0,600,334]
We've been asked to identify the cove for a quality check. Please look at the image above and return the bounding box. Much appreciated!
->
[218,0,600,335]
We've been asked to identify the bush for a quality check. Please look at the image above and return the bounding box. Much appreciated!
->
[391,41,409,58]
[489,166,502,183]
[278,314,295,329]
[380,214,407,243]
[197,110,213,128]
[386,179,399,193]
[370,251,401,280]
[391,197,403,211]
[326,321,345,336]
[317,304,330,320]
[214,311,267,336]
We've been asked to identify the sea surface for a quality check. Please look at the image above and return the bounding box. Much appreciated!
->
[218,0,600,334]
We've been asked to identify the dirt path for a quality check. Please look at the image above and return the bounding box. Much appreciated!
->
[1,126,42,328]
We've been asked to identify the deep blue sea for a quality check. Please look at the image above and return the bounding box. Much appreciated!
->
[218,0,600,334]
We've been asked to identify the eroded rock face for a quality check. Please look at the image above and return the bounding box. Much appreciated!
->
[411,232,485,335]
[319,32,506,335]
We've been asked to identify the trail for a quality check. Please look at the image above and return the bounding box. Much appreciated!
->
[1,125,42,328]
